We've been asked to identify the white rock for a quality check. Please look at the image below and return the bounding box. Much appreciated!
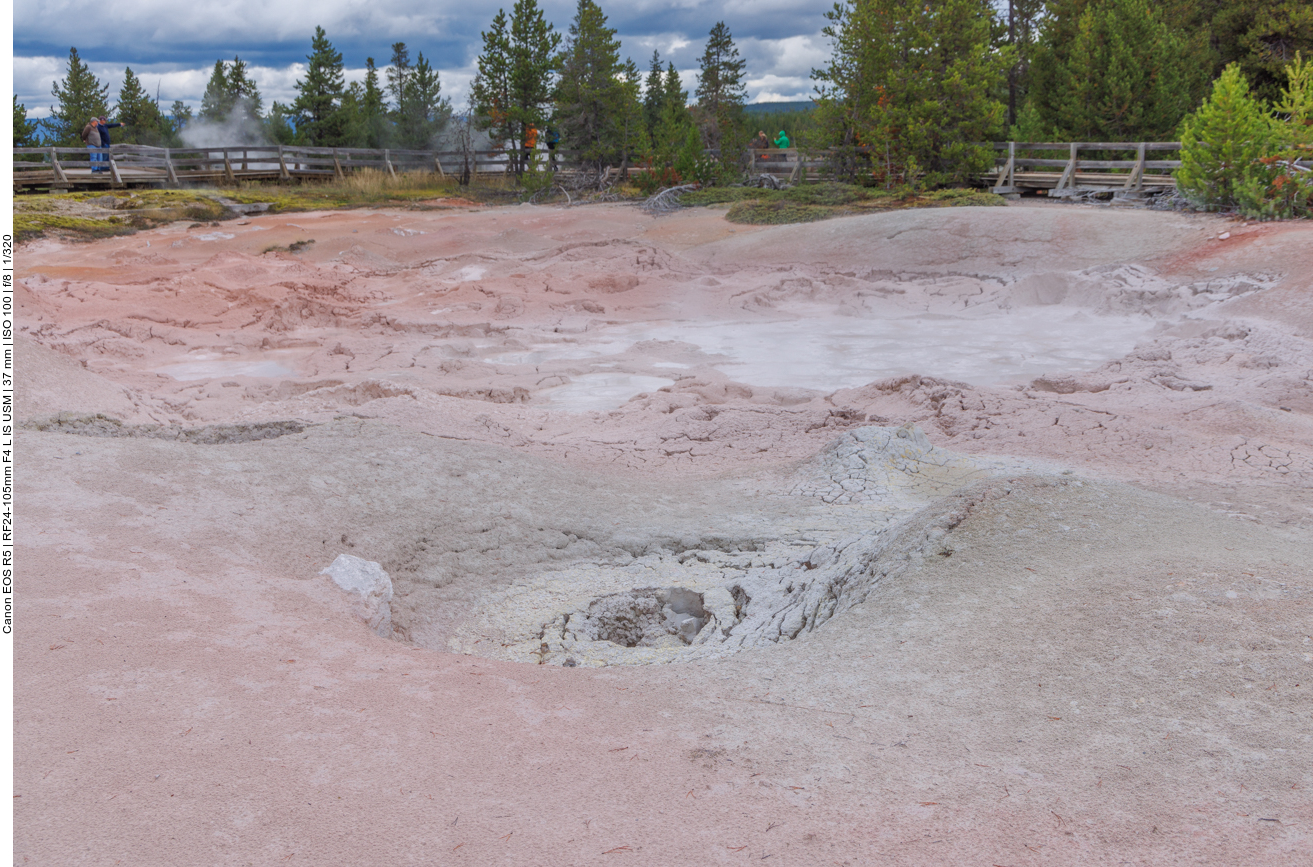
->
[1218,232,1231,240]
[321,554,394,637]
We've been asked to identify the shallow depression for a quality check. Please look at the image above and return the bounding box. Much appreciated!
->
[614,309,1156,389]
[539,374,677,411]
[155,353,299,381]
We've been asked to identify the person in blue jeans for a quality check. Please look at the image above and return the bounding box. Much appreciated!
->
[81,118,102,171]
[95,116,124,172]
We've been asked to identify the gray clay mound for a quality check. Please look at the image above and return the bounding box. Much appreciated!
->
[27,414,308,443]
[445,424,1046,666]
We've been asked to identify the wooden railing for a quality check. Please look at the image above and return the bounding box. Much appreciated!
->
[12,143,584,189]
[988,141,1184,193]
[19,141,1312,192]
[748,142,1311,192]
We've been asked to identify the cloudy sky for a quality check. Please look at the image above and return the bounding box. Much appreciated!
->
[14,0,834,118]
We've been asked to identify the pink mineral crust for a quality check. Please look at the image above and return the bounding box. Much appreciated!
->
[15,202,1313,865]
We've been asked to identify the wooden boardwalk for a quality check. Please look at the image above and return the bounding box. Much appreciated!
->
[18,141,1311,194]
[13,143,554,191]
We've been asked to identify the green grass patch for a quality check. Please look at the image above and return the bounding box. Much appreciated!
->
[220,170,504,210]
[13,189,238,241]
[685,182,1005,225]
[13,213,137,242]
[680,187,766,206]
[921,188,1008,207]
[12,173,482,243]
[725,201,838,225]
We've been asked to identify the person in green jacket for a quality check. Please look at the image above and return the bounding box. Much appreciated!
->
[773,130,790,148]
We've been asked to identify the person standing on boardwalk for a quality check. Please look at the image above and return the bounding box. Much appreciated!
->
[523,125,538,169]
[96,116,124,172]
[81,118,102,172]
[773,130,790,149]
[545,127,560,169]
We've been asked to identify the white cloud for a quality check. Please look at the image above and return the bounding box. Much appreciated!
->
[16,1,459,51]
[15,0,840,120]
[748,35,830,77]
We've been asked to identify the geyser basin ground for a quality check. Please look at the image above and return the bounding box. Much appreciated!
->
[16,202,1313,865]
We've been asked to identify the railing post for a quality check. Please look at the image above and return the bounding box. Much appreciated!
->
[1056,142,1078,191]
[108,149,123,186]
[333,148,345,179]
[278,145,291,180]
[383,149,396,177]
[223,148,236,183]
[433,152,445,177]
[164,148,179,186]
[49,147,68,184]
[994,141,1016,191]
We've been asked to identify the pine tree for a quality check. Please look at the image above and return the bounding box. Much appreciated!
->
[812,0,1009,187]
[473,1,559,172]
[695,21,747,152]
[387,43,413,121]
[648,62,694,172]
[472,11,515,149]
[999,0,1047,128]
[553,0,627,170]
[265,102,297,144]
[393,52,449,148]
[48,47,109,145]
[1210,0,1313,104]
[14,96,41,147]
[644,50,665,136]
[337,84,368,147]
[227,57,263,119]
[197,56,264,142]
[1039,0,1199,141]
[663,63,685,109]
[616,57,650,169]
[361,58,389,147]
[1177,64,1275,207]
[115,67,167,145]
[200,60,233,122]
[292,26,348,145]
[1274,51,1313,147]
[508,0,559,147]
[169,101,193,133]
[1032,0,1213,134]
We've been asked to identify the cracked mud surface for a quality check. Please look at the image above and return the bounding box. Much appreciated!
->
[16,202,1313,864]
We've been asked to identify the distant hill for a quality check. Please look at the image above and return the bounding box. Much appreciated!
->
[744,101,815,115]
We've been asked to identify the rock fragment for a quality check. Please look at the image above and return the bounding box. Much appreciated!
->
[321,554,394,637]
